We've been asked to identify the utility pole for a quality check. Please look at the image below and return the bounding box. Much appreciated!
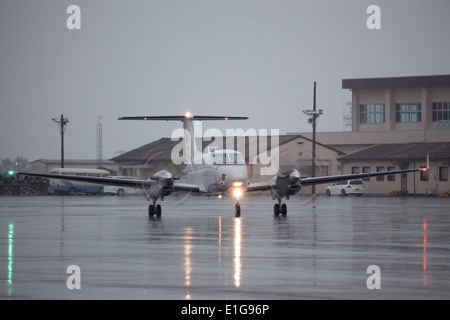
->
[97,116,103,168]
[52,114,69,168]
[303,82,323,194]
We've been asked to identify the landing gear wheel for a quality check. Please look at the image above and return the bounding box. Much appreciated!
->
[156,204,162,217]
[235,203,241,218]
[274,203,287,216]
[273,203,280,216]
[281,203,287,216]
[68,187,76,196]
[148,204,162,218]
[148,204,155,217]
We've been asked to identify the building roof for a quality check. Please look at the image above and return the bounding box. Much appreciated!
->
[338,142,450,162]
[342,74,450,90]
[112,135,304,163]
[30,159,115,165]
[112,138,177,163]
[293,130,450,146]
[295,135,345,156]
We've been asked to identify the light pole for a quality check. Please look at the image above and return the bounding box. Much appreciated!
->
[52,114,69,168]
[303,82,323,194]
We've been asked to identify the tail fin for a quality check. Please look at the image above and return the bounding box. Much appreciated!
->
[119,113,248,164]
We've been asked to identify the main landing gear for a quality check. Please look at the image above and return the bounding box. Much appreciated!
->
[273,198,287,217]
[148,198,162,218]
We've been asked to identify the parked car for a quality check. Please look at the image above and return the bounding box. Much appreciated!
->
[325,179,365,196]
[103,176,142,196]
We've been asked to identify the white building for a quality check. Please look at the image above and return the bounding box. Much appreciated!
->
[29,159,117,175]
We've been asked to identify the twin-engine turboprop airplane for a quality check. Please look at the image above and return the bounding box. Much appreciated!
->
[15,113,429,218]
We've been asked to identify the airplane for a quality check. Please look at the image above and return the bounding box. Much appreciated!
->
[13,112,430,218]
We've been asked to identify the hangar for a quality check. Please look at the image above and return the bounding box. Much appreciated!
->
[338,142,450,195]
[29,159,117,175]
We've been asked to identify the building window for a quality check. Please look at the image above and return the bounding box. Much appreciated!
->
[420,169,429,182]
[351,167,359,174]
[362,167,370,181]
[432,102,450,121]
[387,166,396,181]
[376,166,385,181]
[439,166,448,181]
[395,103,421,123]
[360,104,385,124]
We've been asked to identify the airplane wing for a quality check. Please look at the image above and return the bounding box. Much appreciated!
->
[246,181,273,192]
[15,171,210,196]
[15,172,153,188]
[173,182,208,193]
[300,167,422,186]
[245,156,429,197]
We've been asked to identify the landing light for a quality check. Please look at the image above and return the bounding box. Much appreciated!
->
[185,112,192,119]
[232,181,243,187]
[233,187,243,200]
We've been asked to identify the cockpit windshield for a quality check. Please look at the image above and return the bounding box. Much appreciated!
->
[213,151,245,165]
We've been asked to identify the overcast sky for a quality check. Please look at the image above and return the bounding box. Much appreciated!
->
[1,0,450,162]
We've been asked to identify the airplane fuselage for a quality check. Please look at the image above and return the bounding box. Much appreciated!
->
[185,149,248,194]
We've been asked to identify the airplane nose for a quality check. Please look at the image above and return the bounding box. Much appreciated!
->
[232,167,248,182]
[220,166,248,187]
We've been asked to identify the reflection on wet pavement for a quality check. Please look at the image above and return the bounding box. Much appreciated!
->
[1,195,449,299]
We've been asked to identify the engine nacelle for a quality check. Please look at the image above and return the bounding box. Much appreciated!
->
[274,169,302,198]
[148,170,175,197]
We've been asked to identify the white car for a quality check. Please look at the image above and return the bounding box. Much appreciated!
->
[103,176,142,196]
[325,179,365,196]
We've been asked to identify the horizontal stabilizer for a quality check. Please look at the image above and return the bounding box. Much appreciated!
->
[119,115,248,121]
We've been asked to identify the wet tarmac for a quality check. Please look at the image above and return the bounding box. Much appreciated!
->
[1,194,449,299]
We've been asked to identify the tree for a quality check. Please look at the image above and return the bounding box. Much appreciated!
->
[1,157,29,172]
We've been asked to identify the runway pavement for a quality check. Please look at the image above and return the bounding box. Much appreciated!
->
[1,194,449,299]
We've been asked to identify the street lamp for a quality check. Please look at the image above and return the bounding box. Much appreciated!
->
[52,114,69,168]
[302,82,323,194]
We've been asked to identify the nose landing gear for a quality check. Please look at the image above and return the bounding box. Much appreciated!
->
[235,202,241,218]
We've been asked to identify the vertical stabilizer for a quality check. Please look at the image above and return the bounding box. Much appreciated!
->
[119,113,248,164]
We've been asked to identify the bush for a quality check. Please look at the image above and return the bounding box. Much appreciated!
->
[438,190,450,197]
